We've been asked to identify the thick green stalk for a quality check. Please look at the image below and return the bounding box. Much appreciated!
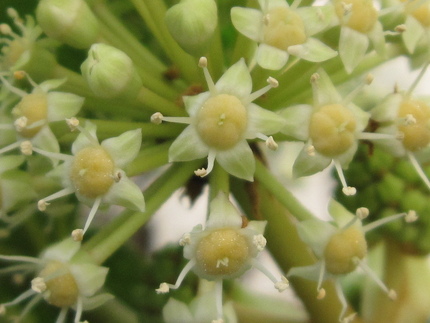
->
[125,141,171,176]
[209,163,230,201]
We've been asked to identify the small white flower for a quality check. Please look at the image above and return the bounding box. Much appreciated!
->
[152,57,285,181]
[0,238,112,323]
[231,0,337,70]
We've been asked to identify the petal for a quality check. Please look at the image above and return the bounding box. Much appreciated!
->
[37,78,67,92]
[278,104,312,141]
[46,92,84,121]
[101,129,142,169]
[368,21,386,56]
[402,15,425,54]
[31,126,60,165]
[297,5,337,36]
[296,219,336,258]
[163,298,194,323]
[246,103,286,138]
[72,121,98,155]
[339,27,369,74]
[231,7,263,42]
[216,140,255,181]
[328,199,362,229]
[0,155,25,174]
[371,93,402,122]
[81,293,114,311]
[168,125,209,162]
[349,103,370,132]
[313,68,342,107]
[288,38,337,63]
[41,238,81,263]
[256,43,289,70]
[246,220,267,235]
[215,58,252,101]
[336,141,358,168]
[375,125,406,157]
[103,175,145,211]
[206,192,242,229]
[292,146,332,178]
[183,92,210,117]
[70,263,109,297]
[1,171,36,212]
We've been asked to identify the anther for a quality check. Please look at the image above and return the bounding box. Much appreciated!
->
[38,200,50,211]
[155,282,170,294]
[267,77,279,88]
[274,276,289,292]
[310,73,320,83]
[194,168,208,177]
[253,234,267,251]
[395,24,406,33]
[71,229,84,242]
[306,145,315,156]
[342,186,357,196]
[404,114,417,125]
[365,74,374,85]
[179,233,191,246]
[317,288,326,300]
[266,136,278,150]
[20,141,33,155]
[31,277,47,293]
[150,112,164,125]
[356,207,369,220]
[14,116,28,132]
[198,57,208,68]
[405,210,418,223]
[66,117,80,131]
[13,71,26,80]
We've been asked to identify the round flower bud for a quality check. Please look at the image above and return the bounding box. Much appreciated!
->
[36,0,100,49]
[165,0,218,56]
[81,43,143,99]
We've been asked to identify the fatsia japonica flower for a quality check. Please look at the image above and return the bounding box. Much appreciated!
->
[288,200,417,323]
[0,238,112,323]
[33,119,145,241]
[231,0,337,70]
[371,63,430,190]
[151,57,285,181]
[279,69,392,195]
[0,72,84,162]
[333,0,385,73]
[156,192,288,323]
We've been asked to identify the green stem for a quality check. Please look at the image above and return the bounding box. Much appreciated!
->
[136,87,187,116]
[209,163,230,201]
[83,161,199,264]
[207,25,225,80]
[124,141,171,176]
[254,159,314,222]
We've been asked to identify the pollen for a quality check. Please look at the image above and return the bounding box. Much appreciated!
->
[323,227,367,275]
[263,7,307,51]
[195,228,250,278]
[195,94,247,150]
[397,99,430,151]
[69,146,115,198]
[38,261,79,307]
[334,0,378,33]
[309,104,357,157]
[12,92,48,138]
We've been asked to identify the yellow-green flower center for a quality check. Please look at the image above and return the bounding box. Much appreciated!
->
[402,0,430,27]
[324,227,367,275]
[334,0,378,33]
[195,228,250,278]
[309,104,357,157]
[398,99,430,151]
[263,7,307,50]
[195,94,247,150]
[13,92,48,138]
[70,146,115,198]
[39,261,79,307]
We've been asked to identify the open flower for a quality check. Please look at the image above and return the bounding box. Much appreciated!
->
[333,0,385,73]
[288,200,417,322]
[34,119,145,240]
[0,72,84,162]
[279,69,389,195]
[0,238,112,323]
[156,192,288,322]
[371,63,430,190]
[151,57,285,181]
[231,0,337,70]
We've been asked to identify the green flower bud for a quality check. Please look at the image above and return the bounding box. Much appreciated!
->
[36,0,100,49]
[81,43,143,99]
[165,0,217,56]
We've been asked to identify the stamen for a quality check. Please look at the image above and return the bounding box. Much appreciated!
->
[20,140,33,155]
[17,293,43,322]
[82,196,103,234]
[252,260,289,292]
[199,57,216,95]
[14,116,28,131]
[256,133,278,150]
[150,112,163,125]
[38,187,75,210]
[407,152,430,190]
[317,260,326,298]
[71,229,84,242]
[74,297,83,323]
[179,232,191,246]
[195,150,216,177]
[31,277,47,293]
[0,141,21,155]
[1,288,36,307]
[342,74,373,105]
[56,307,68,323]
[0,75,27,97]
[334,280,348,322]
[66,118,99,146]
[362,210,414,233]
[407,61,430,96]
[333,160,356,196]
[353,257,396,300]
[253,234,267,251]
[0,254,41,264]
[155,259,196,293]
[356,207,369,220]
[31,146,74,162]
[66,117,80,131]
[357,132,399,141]
[245,77,279,105]
[306,145,316,156]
